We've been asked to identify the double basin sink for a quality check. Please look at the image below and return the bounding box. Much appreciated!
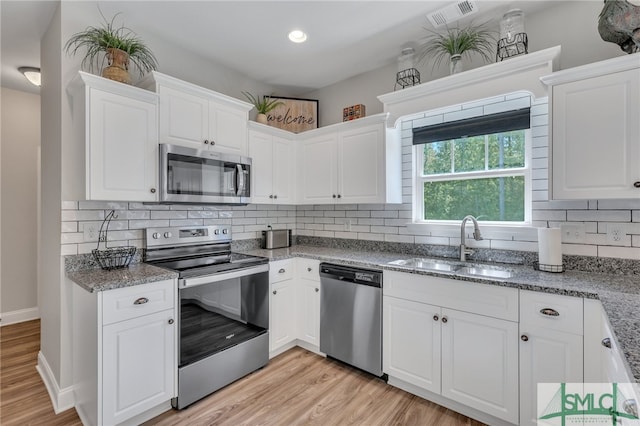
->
[388,258,514,280]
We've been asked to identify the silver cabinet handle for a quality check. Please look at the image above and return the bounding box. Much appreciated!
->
[211,140,216,145]
[337,194,342,198]
[204,140,209,144]
[634,181,640,188]
[307,267,312,272]
[274,195,278,199]
[134,297,148,305]
[540,308,560,317]
[315,288,319,292]
[168,318,174,325]
[602,337,612,348]
[521,334,529,342]
[150,188,156,194]
[433,315,439,321]
[273,290,277,295]
[441,316,448,323]
[269,195,274,199]
[332,194,337,198]
[279,268,286,273]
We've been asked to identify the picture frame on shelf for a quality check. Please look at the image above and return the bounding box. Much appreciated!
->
[265,96,319,133]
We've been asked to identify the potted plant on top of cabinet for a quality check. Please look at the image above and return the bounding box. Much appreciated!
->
[242,92,284,124]
[64,10,158,84]
[417,22,496,75]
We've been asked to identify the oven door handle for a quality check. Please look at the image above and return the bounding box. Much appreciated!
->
[179,264,269,289]
[235,164,246,196]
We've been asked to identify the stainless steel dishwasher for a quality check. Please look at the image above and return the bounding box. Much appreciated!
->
[319,263,383,377]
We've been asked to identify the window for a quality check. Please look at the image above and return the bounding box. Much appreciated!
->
[413,109,532,224]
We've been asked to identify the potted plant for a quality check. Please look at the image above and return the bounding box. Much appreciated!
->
[242,92,284,124]
[417,22,496,75]
[64,11,158,84]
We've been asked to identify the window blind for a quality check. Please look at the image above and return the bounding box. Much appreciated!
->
[412,108,531,145]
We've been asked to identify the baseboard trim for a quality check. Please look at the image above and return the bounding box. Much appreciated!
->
[36,351,75,414]
[1,307,39,326]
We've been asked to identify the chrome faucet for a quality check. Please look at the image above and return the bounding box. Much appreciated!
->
[460,215,483,261]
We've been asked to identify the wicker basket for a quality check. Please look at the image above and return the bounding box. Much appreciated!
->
[92,246,137,270]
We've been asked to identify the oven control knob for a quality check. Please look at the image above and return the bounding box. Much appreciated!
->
[214,229,220,235]
[222,229,228,235]
[164,232,172,238]
[152,232,160,239]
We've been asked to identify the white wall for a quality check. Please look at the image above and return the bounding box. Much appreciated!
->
[0,88,40,321]
[306,1,624,126]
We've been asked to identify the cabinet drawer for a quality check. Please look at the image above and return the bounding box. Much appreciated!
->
[520,290,583,335]
[384,271,518,322]
[297,258,320,281]
[102,279,175,325]
[270,259,294,283]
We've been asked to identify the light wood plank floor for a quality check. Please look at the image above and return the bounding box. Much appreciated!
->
[1,320,485,426]
[0,319,81,426]
[147,347,486,426]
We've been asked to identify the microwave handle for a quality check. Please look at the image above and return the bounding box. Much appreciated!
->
[235,164,246,196]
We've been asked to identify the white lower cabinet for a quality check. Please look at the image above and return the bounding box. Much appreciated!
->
[296,258,321,347]
[269,259,297,353]
[72,279,177,426]
[519,290,584,426]
[383,271,519,424]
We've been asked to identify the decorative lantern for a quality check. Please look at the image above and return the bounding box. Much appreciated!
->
[395,47,420,90]
[496,9,528,61]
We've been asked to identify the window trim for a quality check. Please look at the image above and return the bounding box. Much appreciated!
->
[413,129,533,226]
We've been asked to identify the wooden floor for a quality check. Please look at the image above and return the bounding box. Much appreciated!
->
[1,320,484,426]
[0,320,81,426]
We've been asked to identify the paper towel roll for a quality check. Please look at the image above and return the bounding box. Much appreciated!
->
[538,227,562,270]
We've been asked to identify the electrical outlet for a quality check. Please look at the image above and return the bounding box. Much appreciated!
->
[606,223,626,245]
[561,224,585,243]
[83,224,99,242]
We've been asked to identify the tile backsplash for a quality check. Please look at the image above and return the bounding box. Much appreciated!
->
[61,92,640,261]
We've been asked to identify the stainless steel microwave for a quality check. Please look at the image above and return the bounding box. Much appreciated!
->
[159,144,251,204]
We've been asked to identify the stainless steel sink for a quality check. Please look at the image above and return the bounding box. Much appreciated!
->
[456,266,514,280]
[388,258,458,273]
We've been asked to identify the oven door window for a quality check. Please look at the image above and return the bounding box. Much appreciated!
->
[167,153,248,197]
[179,274,268,367]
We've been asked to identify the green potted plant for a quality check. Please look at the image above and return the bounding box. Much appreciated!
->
[64,11,158,84]
[418,22,496,75]
[242,92,284,124]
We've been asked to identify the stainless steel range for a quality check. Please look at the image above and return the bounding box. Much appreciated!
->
[145,225,269,409]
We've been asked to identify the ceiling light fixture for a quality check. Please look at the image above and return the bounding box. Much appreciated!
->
[18,67,41,87]
[288,30,307,43]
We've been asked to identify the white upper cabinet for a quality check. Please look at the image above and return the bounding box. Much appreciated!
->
[542,55,640,199]
[71,72,159,202]
[297,114,402,204]
[248,124,295,204]
[141,72,253,156]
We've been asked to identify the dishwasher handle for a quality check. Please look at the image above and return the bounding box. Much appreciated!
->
[319,263,382,287]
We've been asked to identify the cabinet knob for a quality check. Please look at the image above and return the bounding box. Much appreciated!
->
[273,290,277,295]
[274,195,278,199]
[441,316,448,323]
[269,195,273,199]
[204,140,209,144]
[521,334,529,342]
[332,194,337,198]
[337,194,342,198]
[150,188,156,194]
[539,308,560,317]
[433,315,439,321]
[279,268,286,273]
[634,181,640,188]
[133,297,148,305]
[168,318,174,325]
[211,140,216,145]
[602,337,612,349]
[307,267,312,272]
[315,288,319,292]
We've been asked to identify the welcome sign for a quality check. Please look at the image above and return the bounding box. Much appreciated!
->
[266,97,318,133]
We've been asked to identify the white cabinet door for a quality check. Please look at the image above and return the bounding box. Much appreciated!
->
[383,296,441,394]
[272,136,295,203]
[338,123,385,203]
[519,327,583,426]
[102,309,175,426]
[552,68,640,199]
[158,85,208,150]
[209,102,248,156]
[248,130,274,204]
[269,279,296,352]
[298,134,338,204]
[297,278,320,346]
[441,308,519,424]
[88,88,158,202]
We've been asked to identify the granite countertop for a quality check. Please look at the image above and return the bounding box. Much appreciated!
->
[67,263,178,293]
[242,245,640,381]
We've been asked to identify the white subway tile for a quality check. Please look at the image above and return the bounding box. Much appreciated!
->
[490,240,538,252]
[597,199,640,210]
[114,210,150,220]
[189,210,220,219]
[346,210,370,218]
[385,234,415,244]
[415,236,449,245]
[371,210,398,218]
[598,246,640,260]
[505,92,531,101]
[370,226,398,234]
[567,210,631,222]
[532,179,549,191]
[61,210,104,221]
[314,217,334,224]
[315,230,335,238]
[350,225,371,233]
[561,243,597,256]
[129,202,170,210]
[62,201,78,210]
[358,218,384,226]
[203,219,232,226]
[325,211,346,218]
[530,103,549,116]
[335,231,358,239]
[533,200,588,210]
[532,135,548,148]
[170,219,204,227]
[78,201,128,210]
[170,205,203,211]
[484,97,531,115]
[150,210,187,220]
[218,211,233,219]
[334,204,358,211]
[232,218,257,225]
[531,126,548,138]
[532,210,566,221]
[412,115,444,128]
[62,233,85,244]
[234,232,259,240]
[444,106,484,122]
[385,218,410,226]
[61,222,78,233]
[531,114,548,127]
[532,147,548,159]
[588,200,598,210]
[61,244,78,256]
[462,95,506,110]
[357,233,384,241]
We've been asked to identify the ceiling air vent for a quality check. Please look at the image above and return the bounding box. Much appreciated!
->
[426,0,479,28]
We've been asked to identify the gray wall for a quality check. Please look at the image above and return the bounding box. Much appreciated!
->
[1,88,40,316]
[305,1,624,127]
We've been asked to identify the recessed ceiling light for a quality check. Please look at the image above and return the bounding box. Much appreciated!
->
[18,66,41,87]
[288,30,307,43]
